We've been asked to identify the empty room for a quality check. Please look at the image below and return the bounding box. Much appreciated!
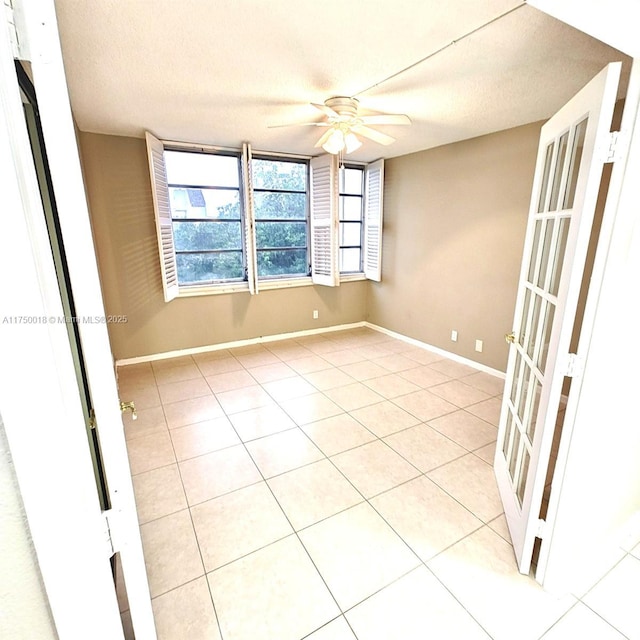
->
[2,1,640,639]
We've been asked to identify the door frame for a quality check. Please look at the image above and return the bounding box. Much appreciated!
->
[0,10,126,640]
[1,1,155,638]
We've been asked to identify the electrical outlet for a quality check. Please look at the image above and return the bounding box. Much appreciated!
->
[451,330,458,342]
[313,310,319,319]
[475,339,483,352]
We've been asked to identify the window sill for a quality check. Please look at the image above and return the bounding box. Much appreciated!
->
[340,273,367,283]
[176,273,367,298]
[177,282,250,297]
[259,276,314,291]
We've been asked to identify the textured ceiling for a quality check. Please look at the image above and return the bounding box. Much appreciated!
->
[53,0,630,162]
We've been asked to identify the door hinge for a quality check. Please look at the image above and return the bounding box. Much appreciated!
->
[604,130,625,163]
[102,510,115,556]
[102,509,124,557]
[564,353,584,378]
[536,518,547,538]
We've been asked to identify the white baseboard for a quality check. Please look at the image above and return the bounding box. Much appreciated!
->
[116,320,506,379]
[364,322,506,379]
[115,321,367,367]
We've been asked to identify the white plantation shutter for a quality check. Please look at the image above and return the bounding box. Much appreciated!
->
[364,159,384,282]
[310,154,339,286]
[145,132,179,302]
[241,142,258,294]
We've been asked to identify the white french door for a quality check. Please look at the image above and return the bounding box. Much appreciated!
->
[3,2,157,638]
[495,62,621,574]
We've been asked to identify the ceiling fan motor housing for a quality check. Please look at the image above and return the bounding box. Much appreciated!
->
[325,96,359,120]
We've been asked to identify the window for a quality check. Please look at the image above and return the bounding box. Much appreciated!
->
[165,150,244,284]
[146,132,383,301]
[310,154,384,287]
[165,152,310,285]
[339,165,364,273]
[252,157,309,278]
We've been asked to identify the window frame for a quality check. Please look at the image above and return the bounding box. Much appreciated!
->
[147,135,382,299]
[338,163,366,275]
[251,154,311,282]
[164,147,246,287]
[149,137,314,296]
[309,155,384,287]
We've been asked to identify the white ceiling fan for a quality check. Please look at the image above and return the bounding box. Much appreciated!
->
[271,96,411,155]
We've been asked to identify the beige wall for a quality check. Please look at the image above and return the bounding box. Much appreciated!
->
[368,122,543,372]
[79,133,367,360]
[80,124,542,368]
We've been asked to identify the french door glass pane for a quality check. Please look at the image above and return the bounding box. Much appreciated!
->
[549,217,571,297]
[526,378,542,440]
[549,132,569,211]
[526,295,543,360]
[537,218,555,290]
[527,220,543,283]
[516,448,531,506]
[538,303,556,374]
[509,428,522,482]
[510,353,523,406]
[563,118,589,210]
[537,142,555,213]
[503,414,514,459]
[517,365,532,423]
[519,288,532,343]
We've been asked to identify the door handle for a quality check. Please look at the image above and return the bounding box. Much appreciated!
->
[505,332,516,344]
[120,400,137,420]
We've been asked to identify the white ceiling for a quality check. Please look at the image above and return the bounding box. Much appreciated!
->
[53,0,630,162]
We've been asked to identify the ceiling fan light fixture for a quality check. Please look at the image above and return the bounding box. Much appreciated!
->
[322,128,345,154]
[344,131,361,153]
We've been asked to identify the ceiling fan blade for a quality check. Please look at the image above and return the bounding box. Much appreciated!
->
[268,121,330,129]
[311,102,339,118]
[314,128,335,148]
[351,125,395,145]
[359,114,411,126]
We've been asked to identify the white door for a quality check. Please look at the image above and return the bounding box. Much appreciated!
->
[6,2,157,638]
[495,62,621,574]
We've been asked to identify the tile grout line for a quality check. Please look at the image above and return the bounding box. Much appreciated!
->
[120,328,547,639]
[270,367,499,637]
[294,342,506,638]
[185,335,476,636]
[207,391,352,637]
[153,375,226,640]
[535,598,632,640]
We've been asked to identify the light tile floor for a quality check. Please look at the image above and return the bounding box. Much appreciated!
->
[117,327,640,640]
